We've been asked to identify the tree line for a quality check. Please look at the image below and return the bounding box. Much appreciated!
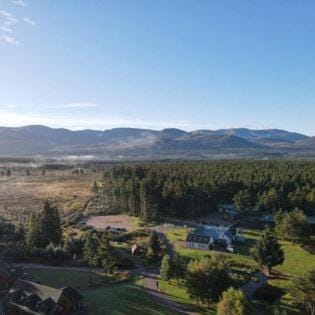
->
[94,160,315,222]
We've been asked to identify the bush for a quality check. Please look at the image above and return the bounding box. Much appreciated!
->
[111,250,135,269]
[1,245,27,262]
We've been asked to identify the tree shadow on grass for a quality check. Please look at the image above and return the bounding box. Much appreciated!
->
[83,280,183,315]
[236,238,257,256]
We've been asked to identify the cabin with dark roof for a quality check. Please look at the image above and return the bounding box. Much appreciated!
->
[3,279,83,315]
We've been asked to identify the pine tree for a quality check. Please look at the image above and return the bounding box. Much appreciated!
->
[160,255,172,280]
[148,231,161,255]
[233,190,251,213]
[275,209,310,244]
[217,287,253,315]
[172,252,185,281]
[41,200,62,246]
[250,228,284,275]
[83,231,101,267]
[27,214,44,248]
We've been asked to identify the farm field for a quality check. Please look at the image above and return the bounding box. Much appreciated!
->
[0,168,101,222]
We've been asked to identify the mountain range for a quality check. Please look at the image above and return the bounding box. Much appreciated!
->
[0,125,314,160]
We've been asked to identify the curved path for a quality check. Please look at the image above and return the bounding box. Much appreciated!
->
[14,233,199,314]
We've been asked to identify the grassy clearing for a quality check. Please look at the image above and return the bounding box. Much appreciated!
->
[84,278,177,315]
[25,269,176,315]
[0,169,101,222]
[165,226,313,314]
[26,269,176,315]
[158,279,214,315]
[25,268,105,290]
[167,227,314,276]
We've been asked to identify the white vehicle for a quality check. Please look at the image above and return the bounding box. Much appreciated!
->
[226,245,235,253]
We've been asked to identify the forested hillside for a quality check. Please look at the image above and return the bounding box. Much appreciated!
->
[90,161,315,221]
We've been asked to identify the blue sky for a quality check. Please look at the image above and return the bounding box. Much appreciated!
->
[0,0,315,135]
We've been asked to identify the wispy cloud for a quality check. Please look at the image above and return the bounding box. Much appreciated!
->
[0,10,18,25]
[23,17,35,26]
[58,103,98,109]
[0,3,35,45]
[0,34,19,45]
[10,0,27,7]
[0,10,19,44]
[0,25,12,33]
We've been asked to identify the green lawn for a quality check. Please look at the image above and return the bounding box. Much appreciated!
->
[25,269,178,315]
[167,227,315,277]
[25,269,105,290]
[165,227,314,314]
[158,279,214,315]
[84,278,177,315]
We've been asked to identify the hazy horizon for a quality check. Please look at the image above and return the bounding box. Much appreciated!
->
[0,123,312,137]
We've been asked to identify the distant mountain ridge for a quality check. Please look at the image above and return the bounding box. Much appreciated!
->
[0,125,313,159]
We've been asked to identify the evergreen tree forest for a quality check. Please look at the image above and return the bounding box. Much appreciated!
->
[94,160,315,222]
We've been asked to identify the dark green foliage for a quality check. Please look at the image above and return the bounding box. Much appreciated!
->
[14,224,26,243]
[275,209,311,244]
[83,230,102,267]
[27,214,44,248]
[217,287,253,315]
[257,188,280,212]
[186,255,231,304]
[147,231,161,257]
[250,228,284,274]
[291,270,315,315]
[63,237,84,259]
[96,161,315,221]
[160,255,172,280]
[233,190,252,213]
[41,200,62,246]
[27,201,62,249]
[172,252,185,280]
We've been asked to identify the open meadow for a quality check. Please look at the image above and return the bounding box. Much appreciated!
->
[0,166,102,222]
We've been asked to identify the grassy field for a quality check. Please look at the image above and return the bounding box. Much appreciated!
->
[165,227,314,314]
[166,227,315,276]
[25,269,105,290]
[84,278,177,315]
[0,169,101,222]
[157,279,214,315]
[25,268,177,315]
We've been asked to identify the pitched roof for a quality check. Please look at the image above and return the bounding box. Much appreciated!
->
[61,286,83,302]
[9,279,61,303]
[186,234,211,244]
[0,258,16,282]
[6,279,83,314]
[193,225,234,240]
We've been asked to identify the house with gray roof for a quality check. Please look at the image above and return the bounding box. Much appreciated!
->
[186,225,236,249]
[3,279,83,315]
